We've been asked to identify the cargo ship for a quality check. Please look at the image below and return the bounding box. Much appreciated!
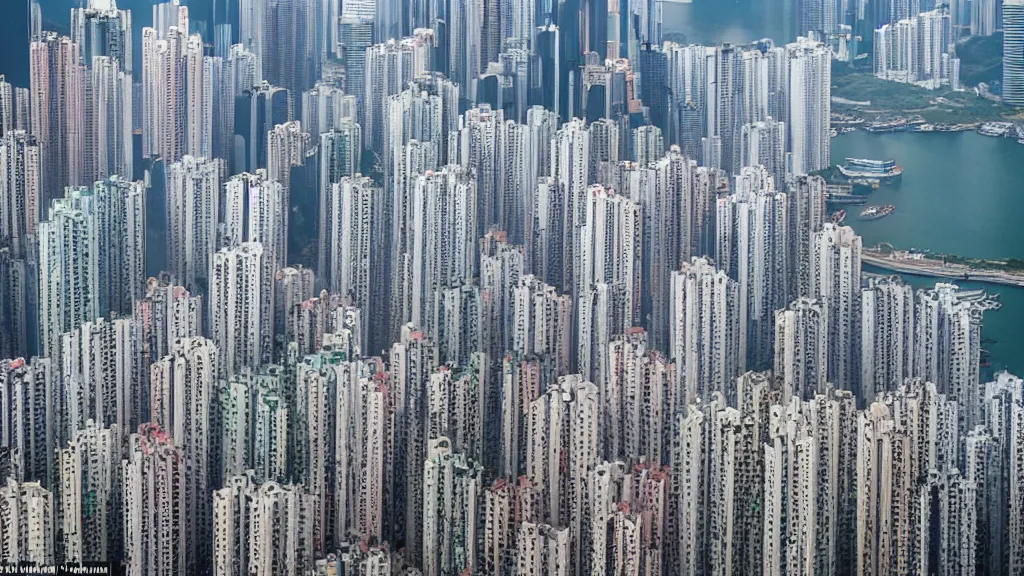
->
[858,204,896,221]
[837,158,903,181]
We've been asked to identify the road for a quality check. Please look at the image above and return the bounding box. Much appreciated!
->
[861,252,1024,287]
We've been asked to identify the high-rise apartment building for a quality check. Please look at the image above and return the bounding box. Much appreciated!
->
[0,357,55,487]
[224,171,287,275]
[0,131,40,257]
[389,325,439,561]
[811,224,862,394]
[248,481,315,576]
[786,37,831,174]
[319,175,381,352]
[364,35,433,152]
[774,297,828,402]
[58,420,121,563]
[606,328,674,463]
[30,33,86,203]
[717,166,789,370]
[148,337,217,569]
[786,174,827,298]
[38,178,146,357]
[0,478,54,564]
[739,120,787,186]
[60,318,140,439]
[671,257,741,405]
[212,471,256,576]
[302,84,357,137]
[512,275,573,376]
[526,375,599,575]
[861,276,915,403]
[141,26,186,162]
[915,283,985,431]
[122,423,187,576]
[210,243,268,376]
[167,156,221,294]
[400,167,477,333]
[421,437,484,576]
[88,56,133,182]
[71,2,132,72]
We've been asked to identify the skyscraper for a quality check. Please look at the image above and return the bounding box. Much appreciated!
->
[30,33,86,202]
[38,179,146,357]
[739,120,787,187]
[249,481,315,576]
[302,84,358,136]
[671,257,742,405]
[606,328,674,463]
[364,35,432,152]
[224,171,287,276]
[212,471,256,576]
[58,420,121,563]
[0,478,54,564]
[915,283,985,431]
[774,297,828,402]
[71,1,132,72]
[811,224,862,395]
[0,130,40,257]
[141,26,186,162]
[0,357,55,486]
[319,175,382,352]
[167,156,221,294]
[234,82,291,173]
[263,0,318,102]
[646,148,694,352]
[148,337,217,570]
[861,276,915,403]
[526,376,599,576]
[60,318,140,439]
[122,423,187,576]
[786,37,831,174]
[389,325,439,564]
[512,275,574,376]
[787,174,827,299]
[1007,1,1024,104]
[210,243,268,376]
[88,56,133,181]
[402,167,478,333]
[552,119,590,294]
[421,438,484,576]
[577,184,641,328]
[716,166,789,370]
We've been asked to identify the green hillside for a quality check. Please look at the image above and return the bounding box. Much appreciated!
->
[957,32,1003,87]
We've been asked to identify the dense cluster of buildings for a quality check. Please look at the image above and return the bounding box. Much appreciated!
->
[0,0,1022,575]
[874,7,961,90]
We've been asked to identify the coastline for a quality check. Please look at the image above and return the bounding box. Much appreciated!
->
[861,251,1024,287]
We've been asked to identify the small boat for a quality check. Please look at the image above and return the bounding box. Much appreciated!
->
[858,205,896,221]
[830,209,847,224]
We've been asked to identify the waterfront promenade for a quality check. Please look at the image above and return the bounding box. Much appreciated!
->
[862,250,1024,287]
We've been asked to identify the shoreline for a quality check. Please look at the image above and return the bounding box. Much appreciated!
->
[861,252,1024,288]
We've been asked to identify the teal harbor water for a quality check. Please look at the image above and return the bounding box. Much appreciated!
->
[833,131,1024,376]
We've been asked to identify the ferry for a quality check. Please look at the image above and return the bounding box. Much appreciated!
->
[858,204,896,221]
[837,158,903,181]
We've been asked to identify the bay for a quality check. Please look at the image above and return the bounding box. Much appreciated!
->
[834,131,1024,376]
